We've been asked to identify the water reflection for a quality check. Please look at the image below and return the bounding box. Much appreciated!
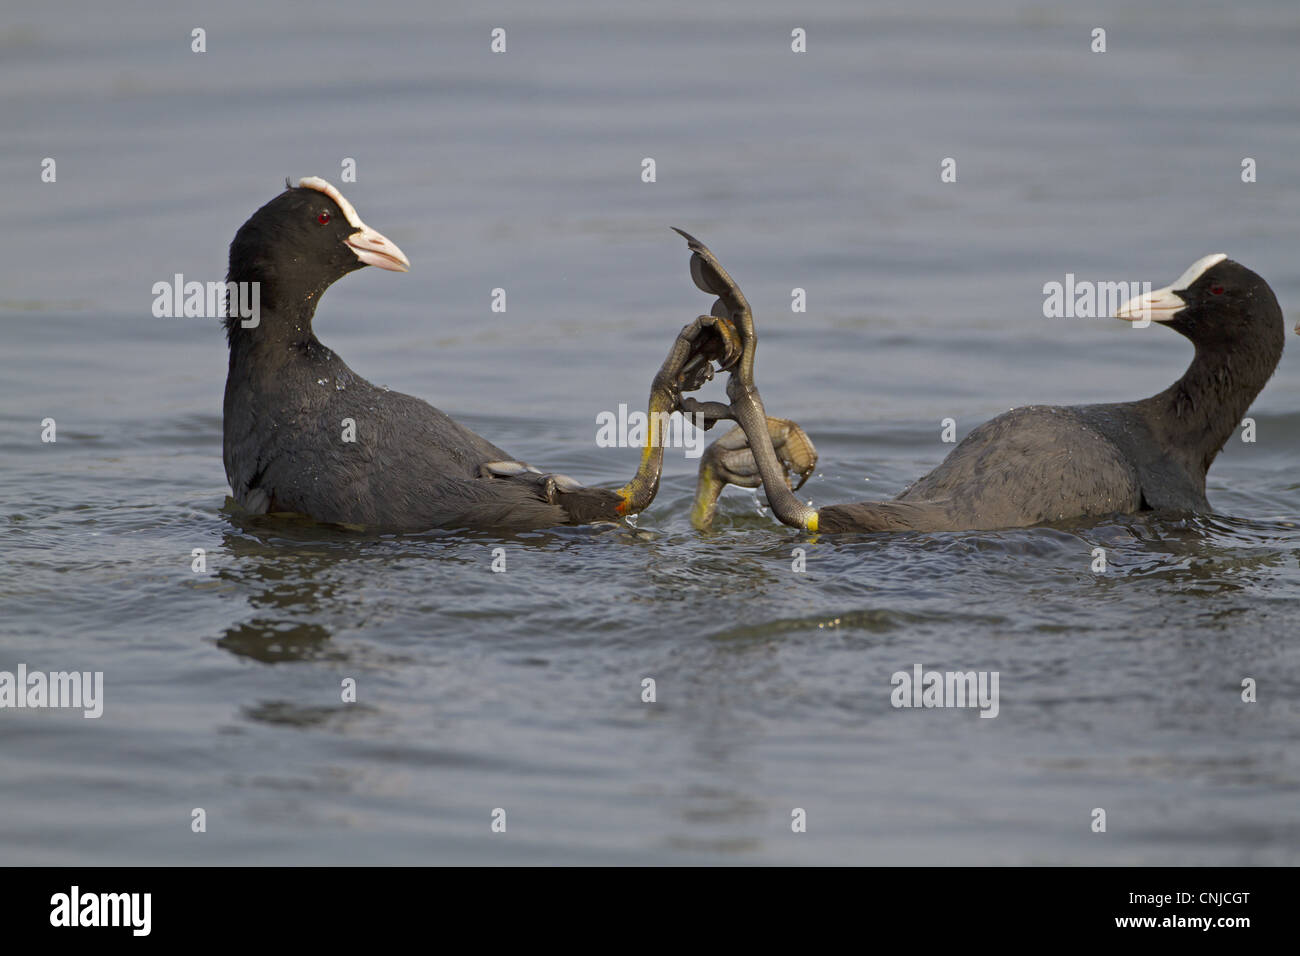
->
[217,619,339,665]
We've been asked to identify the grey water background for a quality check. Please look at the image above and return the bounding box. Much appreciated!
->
[2,0,1298,865]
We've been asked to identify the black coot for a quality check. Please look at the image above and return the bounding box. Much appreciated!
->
[689,251,1285,533]
[222,178,718,531]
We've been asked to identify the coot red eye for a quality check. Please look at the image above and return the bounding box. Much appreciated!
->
[317,211,331,225]
[1210,285,1225,295]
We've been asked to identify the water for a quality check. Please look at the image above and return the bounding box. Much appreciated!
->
[2,0,1299,864]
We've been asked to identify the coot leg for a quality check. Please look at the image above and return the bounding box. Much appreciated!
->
[672,230,821,531]
[691,419,818,531]
[613,312,743,515]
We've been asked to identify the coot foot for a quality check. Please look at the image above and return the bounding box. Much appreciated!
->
[670,229,820,531]
[613,311,745,515]
[691,419,818,530]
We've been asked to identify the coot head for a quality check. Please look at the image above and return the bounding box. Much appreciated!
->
[1114,254,1283,352]
[225,177,409,336]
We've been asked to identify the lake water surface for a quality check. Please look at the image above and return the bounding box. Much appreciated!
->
[2,0,1298,864]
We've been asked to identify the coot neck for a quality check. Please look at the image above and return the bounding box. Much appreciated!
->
[225,287,326,366]
[1140,331,1280,480]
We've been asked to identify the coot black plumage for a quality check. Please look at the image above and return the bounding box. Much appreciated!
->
[222,178,716,531]
[688,249,1285,533]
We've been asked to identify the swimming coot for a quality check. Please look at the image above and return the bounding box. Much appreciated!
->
[679,241,1285,533]
[222,178,730,531]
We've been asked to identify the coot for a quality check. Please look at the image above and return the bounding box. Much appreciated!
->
[680,242,1285,533]
[222,178,727,531]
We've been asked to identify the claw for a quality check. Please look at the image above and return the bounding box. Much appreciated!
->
[678,397,734,430]
[690,418,818,530]
[714,418,817,491]
[673,313,742,388]
[775,420,818,492]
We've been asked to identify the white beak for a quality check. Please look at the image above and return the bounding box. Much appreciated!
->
[1114,285,1185,324]
[346,223,410,272]
[1114,253,1227,323]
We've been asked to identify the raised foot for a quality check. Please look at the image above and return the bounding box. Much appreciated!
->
[658,313,742,398]
[615,311,746,517]
[671,227,752,329]
[691,418,818,530]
